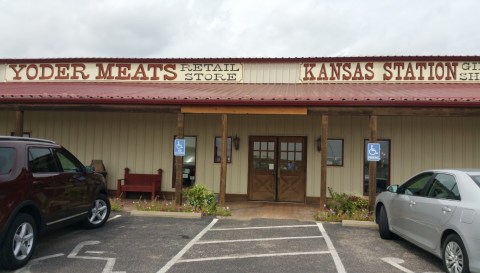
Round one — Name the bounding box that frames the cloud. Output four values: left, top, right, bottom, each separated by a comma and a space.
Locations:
0, 0, 479, 58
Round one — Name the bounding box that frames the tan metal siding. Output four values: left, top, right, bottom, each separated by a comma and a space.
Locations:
243, 63, 299, 83
0, 111, 15, 135
3, 111, 480, 198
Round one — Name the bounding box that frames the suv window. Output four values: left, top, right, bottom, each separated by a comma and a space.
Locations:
28, 147, 58, 173
53, 148, 84, 173
0, 147, 15, 175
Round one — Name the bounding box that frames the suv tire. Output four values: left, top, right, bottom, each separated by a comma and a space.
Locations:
0, 213, 37, 270
83, 194, 110, 229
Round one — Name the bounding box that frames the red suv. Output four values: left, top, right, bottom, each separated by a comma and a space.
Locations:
0, 137, 110, 269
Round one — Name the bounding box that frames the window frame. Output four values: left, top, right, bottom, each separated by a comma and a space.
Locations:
171, 136, 197, 188
326, 138, 344, 167
214, 136, 232, 163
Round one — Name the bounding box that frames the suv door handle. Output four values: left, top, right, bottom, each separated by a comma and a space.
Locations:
442, 207, 452, 213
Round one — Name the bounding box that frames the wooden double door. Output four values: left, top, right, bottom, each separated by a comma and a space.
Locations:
248, 136, 307, 203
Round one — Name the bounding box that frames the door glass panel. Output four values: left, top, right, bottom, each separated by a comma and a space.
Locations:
261, 142, 267, 150
268, 142, 275, 150
253, 151, 260, 158
288, 152, 294, 160
288, 142, 294, 150
364, 140, 390, 195
295, 152, 302, 161
261, 151, 267, 159
268, 152, 275, 159
296, 143, 302, 150
281, 142, 287, 151
280, 152, 287, 160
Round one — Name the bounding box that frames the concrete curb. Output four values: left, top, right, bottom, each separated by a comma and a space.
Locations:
130, 210, 203, 219
342, 220, 377, 228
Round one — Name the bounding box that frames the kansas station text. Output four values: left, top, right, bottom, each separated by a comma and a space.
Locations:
302, 61, 480, 82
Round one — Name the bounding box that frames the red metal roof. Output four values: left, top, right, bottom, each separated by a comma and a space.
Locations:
1, 82, 480, 107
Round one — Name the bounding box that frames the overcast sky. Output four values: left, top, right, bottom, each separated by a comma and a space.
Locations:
0, 0, 479, 59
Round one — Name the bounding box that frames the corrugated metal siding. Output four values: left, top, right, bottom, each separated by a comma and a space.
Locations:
17, 111, 177, 192
2, 111, 480, 197
243, 63, 299, 83
0, 111, 15, 135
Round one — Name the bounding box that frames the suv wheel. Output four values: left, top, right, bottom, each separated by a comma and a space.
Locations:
0, 213, 37, 270
83, 194, 110, 229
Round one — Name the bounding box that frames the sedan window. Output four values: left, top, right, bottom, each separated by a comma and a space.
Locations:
399, 172, 433, 196
427, 174, 461, 200
469, 175, 480, 189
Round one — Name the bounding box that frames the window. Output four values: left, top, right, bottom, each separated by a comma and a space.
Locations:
214, 137, 232, 163
427, 173, 460, 200
54, 148, 84, 173
399, 172, 433, 196
363, 140, 390, 195
0, 147, 15, 175
28, 147, 58, 173
172, 136, 197, 187
327, 139, 343, 166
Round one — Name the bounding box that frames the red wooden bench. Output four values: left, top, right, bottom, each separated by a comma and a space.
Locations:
117, 167, 163, 200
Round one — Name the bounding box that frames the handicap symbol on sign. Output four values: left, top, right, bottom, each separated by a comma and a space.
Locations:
367, 143, 381, 161
174, 139, 186, 156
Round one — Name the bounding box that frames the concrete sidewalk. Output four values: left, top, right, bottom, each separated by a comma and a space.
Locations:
118, 198, 377, 227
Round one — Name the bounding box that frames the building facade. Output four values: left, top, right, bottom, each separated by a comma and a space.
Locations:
1, 57, 480, 205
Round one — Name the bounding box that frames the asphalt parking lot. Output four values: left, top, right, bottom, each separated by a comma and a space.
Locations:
1, 212, 445, 273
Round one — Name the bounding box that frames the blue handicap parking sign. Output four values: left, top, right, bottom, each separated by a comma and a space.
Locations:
367, 143, 381, 161
174, 139, 186, 156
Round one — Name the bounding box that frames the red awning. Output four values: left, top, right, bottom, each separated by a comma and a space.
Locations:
1, 82, 480, 107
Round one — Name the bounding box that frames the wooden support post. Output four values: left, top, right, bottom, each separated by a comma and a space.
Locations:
219, 114, 228, 207
175, 113, 185, 206
368, 115, 378, 211
15, 110, 24, 137
319, 115, 328, 209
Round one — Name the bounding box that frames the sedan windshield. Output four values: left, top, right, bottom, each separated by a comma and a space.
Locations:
469, 175, 480, 188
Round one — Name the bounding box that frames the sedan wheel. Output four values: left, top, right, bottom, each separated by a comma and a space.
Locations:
83, 194, 110, 228
443, 234, 469, 273
378, 205, 393, 239
0, 214, 37, 270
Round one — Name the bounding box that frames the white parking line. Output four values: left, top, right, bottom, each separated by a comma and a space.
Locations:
196, 235, 323, 244
210, 224, 317, 231
177, 251, 331, 263
158, 220, 346, 273
157, 218, 218, 273
317, 222, 347, 273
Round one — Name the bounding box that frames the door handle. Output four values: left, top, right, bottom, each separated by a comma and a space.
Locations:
409, 200, 416, 206
442, 207, 452, 213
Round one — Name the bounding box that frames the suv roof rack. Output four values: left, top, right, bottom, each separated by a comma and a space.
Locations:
0, 136, 56, 144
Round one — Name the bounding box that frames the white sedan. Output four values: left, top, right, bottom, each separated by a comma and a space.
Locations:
375, 169, 480, 273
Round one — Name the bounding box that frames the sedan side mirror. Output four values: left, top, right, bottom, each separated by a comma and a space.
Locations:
387, 185, 399, 193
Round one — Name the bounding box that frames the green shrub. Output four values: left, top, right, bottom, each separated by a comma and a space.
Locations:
183, 184, 217, 215
327, 187, 368, 216
314, 188, 373, 222
109, 197, 124, 212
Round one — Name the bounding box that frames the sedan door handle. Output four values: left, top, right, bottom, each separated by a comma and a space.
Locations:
442, 207, 452, 213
